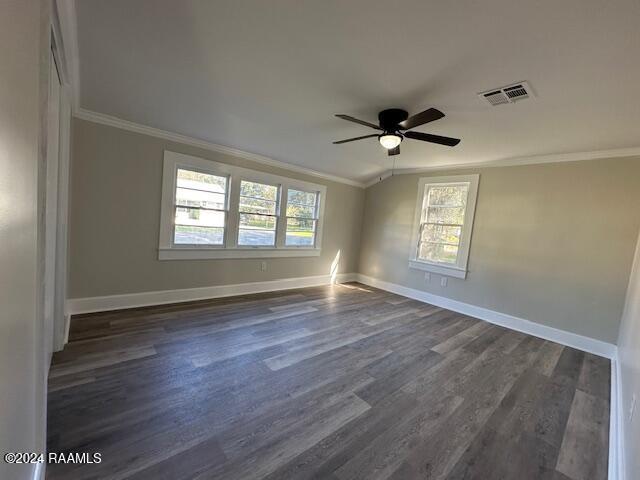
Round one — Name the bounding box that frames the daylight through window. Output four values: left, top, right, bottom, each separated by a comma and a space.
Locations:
160, 151, 327, 259
238, 180, 279, 246
286, 189, 319, 247
174, 168, 228, 245
409, 175, 479, 279
418, 184, 469, 264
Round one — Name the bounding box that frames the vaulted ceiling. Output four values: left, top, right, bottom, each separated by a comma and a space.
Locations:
76, 0, 640, 183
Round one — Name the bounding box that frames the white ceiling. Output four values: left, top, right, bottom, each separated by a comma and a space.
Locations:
75, 0, 640, 183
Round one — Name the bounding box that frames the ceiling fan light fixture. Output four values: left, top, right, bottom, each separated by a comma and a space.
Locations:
379, 133, 402, 150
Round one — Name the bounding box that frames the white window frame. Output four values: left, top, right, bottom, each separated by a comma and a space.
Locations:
285, 187, 321, 248
408, 174, 479, 279
159, 151, 326, 260
174, 166, 230, 248
237, 179, 281, 247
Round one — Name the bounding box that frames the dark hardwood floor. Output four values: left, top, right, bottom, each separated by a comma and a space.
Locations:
47, 283, 610, 480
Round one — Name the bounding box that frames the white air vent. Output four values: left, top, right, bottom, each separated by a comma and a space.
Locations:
479, 81, 534, 106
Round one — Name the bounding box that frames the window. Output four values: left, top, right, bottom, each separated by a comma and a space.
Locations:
159, 151, 327, 259
286, 189, 319, 247
409, 175, 479, 279
174, 168, 228, 245
238, 180, 279, 246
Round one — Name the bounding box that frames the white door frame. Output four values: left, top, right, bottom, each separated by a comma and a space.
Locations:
54, 83, 71, 351
47, 28, 72, 356
44, 48, 61, 362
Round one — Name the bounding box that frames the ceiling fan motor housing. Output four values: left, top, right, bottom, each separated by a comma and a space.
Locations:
378, 109, 408, 132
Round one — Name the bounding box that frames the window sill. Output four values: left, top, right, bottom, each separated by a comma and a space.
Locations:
408, 259, 467, 279
159, 247, 321, 260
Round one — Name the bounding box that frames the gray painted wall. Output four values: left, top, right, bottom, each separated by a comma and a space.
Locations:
69, 118, 365, 298
69, 118, 640, 345
0, 1, 48, 479
358, 159, 640, 343
617, 233, 640, 478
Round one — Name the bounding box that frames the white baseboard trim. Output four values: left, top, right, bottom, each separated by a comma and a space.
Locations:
66, 273, 358, 316
64, 272, 622, 476
356, 274, 617, 359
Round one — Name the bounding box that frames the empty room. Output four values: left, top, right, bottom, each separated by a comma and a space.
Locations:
2, 1, 640, 479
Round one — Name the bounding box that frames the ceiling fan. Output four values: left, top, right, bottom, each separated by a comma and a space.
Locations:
333, 108, 460, 156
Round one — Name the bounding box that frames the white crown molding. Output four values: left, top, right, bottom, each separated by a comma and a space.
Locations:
356, 274, 617, 359
67, 273, 358, 315
74, 108, 366, 188
53, 0, 81, 109
56, 0, 638, 193
364, 147, 640, 188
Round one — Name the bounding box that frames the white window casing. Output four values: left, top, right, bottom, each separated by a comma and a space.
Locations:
159, 151, 326, 260
409, 174, 479, 279
285, 188, 320, 248
237, 180, 280, 247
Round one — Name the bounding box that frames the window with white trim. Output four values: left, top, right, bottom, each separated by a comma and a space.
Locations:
286, 189, 319, 247
159, 151, 327, 260
174, 168, 228, 245
238, 180, 280, 246
409, 175, 479, 279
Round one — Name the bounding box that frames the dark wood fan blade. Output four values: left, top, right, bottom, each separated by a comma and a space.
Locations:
388, 145, 400, 156
404, 131, 460, 146
333, 134, 379, 144
335, 114, 381, 130
399, 108, 445, 130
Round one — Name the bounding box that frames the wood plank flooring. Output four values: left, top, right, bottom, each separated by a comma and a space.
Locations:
46, 283, 610, 480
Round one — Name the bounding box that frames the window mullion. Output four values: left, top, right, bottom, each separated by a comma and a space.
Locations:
275, 185, 287, 248
227, 175, 240, 248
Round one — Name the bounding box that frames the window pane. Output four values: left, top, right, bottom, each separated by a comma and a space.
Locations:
287, 189, 317, 206
240, 180, 278, 201
286, 218, 316, 246
176, 188, 226, 210
239, 213, 276, 230
239, 196, 277, 215
286, 204, 315, 218
175, 207, 225, 227
238, 229, 276, 246
418, 243, 459, 264
238, 213, 276, 246
421, 224, 461, 245
427, 185, 468, 207
426, 206, 465, 225
174, 225, 224, 245
177, 169, 226, 193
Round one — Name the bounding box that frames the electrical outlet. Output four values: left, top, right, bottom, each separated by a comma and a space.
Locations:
630, 394, 637, 422
260, 261, 267, 272
440, 277, 448, 287
424, 272, 431, 282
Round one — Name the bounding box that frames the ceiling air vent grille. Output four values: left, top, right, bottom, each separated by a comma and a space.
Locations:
479, 81, 534, 106
483, 90, 510, 106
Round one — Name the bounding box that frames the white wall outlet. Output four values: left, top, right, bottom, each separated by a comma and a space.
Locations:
440, 277, 448, 287
424, 272, 431, 282
260, 261, 267, 272
630, 394, 637, 422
